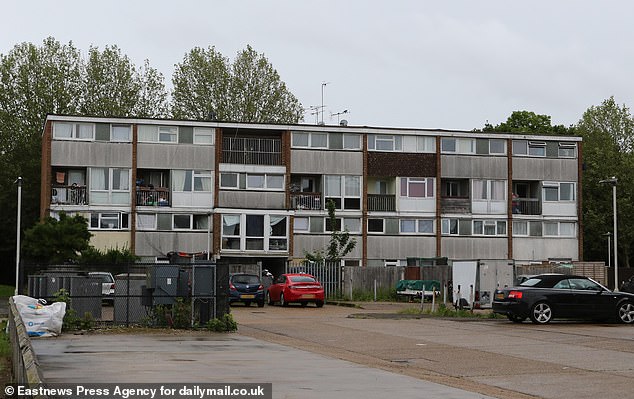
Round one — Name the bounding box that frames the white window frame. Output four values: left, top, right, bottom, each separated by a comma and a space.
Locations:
193, 127, 215, 145
53, 122, 95, 141
220, 173, 239, 189
416, 136, 436, 153
221, 213, 289, 252
173, 214, 194, 230
293, 217, 309, 232
543, 221, 576, 237
246, 173, 284, 191
441, 218, 460, 235
441, 137, 475, 154
324, 175, 362, 210
90, 212, 129, 230
473, 220, 507, 236
110, 124, 131, 142
558, 142, 576, 158
400, 219, 434, 235
89, 167, 131, 204
136, 213, 157, 230
325, 217, 361, 233
400, 177, 434, 198
512, 220, 528, 236
473, 179, 506, 201
489, 139, 506, 155
543, 182, 575, 202
368, 134, 402, 152
367, 218, 385, 233
343, 134, 361, 150
291, 132, 328, 149
172, 170, 212, 192
528, 141, 546, 157
159, 126, 178, 143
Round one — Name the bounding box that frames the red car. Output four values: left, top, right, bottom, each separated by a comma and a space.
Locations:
268, 273, 325, 307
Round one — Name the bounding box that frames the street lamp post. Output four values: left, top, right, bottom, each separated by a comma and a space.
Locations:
599, 177, 618, 291
15, 177, 23, 296
602, 232, 612, 268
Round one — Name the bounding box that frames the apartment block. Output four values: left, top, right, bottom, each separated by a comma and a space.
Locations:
41, 115, 582, 272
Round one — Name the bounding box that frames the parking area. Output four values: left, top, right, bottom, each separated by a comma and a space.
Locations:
32, 302, 634, 399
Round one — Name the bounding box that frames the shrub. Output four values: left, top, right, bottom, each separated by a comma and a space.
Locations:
206, 313, 237, 332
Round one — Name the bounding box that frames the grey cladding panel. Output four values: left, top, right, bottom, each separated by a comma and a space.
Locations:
179, 126, 193, 144
441, 155, 507, 179
137, 143, 215, 169
217, 191, 286, 209
512, 158, 577, 180
291, 150, 362, 174
51, 141, 132, 167
476, 139, 489, 155
95, 123, 110, 141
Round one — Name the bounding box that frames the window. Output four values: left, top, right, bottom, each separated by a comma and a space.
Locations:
111, 124, 131, 142
53, 122, 94, 140
473, 180, 506, 200
324, 175, 361, 210
90, 213, 129, 230
512, 140, 528, 155
400, 219, 434, 234
89, 168, 130, 205
368, 218, 384, 233
294, 217, 309, 232
400, 177, 434, 198
193, 127, 214, 145
528, 141, 546, 157
343, 134, 361, 149
416, 136, 436, 152
326, 218, 360, 233
222, 215, 241, 250
172, 170, 212, 192
558, 143, 576, 158
543, 222, 559, 236
543, 182, 575, 202
441, 138, 475, 154
543, 222, 576, 237
222, 214, 288, 251
136, 214, 157, 230
513, 221, 528, 236
368, 134, 402, 151
473, 220, 506, 236
159, 126, 178, 143
489, 139, 506, 154
441, 218, 459, 235
247, 174, 265, 189
138, 125, 178, 142
220, 173, 238, 189
291, 132, 328, 148
173, 214, 192, 230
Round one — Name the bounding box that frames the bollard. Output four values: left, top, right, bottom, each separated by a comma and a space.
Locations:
469, 284, 474, 313
455, 285, 461, 309
431, 286, 436, 312
421, 285, 426, 311
443, 283, 447, 306
374, 279, 377, 302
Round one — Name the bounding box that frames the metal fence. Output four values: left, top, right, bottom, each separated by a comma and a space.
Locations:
21, 262, 221, 328
286, 261, 342, 298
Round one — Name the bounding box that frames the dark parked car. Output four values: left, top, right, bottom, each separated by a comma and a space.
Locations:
229, 274, 265, 307
492, 274, 634, 324
621, 276, 634, 294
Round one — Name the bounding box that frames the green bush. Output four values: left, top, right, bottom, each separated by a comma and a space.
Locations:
151, 299, 192, 329
206, 313, 237, 332
53, 289, 94, 330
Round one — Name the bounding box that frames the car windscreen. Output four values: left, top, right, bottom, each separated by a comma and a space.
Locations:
232, 275, 260, 285
519, 278, 545, 287
289, 276, 317, 283
91, 274, 114, 283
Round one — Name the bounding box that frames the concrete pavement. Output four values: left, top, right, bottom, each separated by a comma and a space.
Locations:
31, 331, 497, 399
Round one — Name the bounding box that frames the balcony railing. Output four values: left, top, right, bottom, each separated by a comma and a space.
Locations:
136, 187, 170, 206
367, 194, 396, 212
51, 185, 87, 205
291, 192, 322, 210
513, 198, 541, 215
222, 137, 282, 165
440, 197, 470, 214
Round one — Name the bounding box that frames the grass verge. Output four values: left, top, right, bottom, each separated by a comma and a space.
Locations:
399, 304, 504, 319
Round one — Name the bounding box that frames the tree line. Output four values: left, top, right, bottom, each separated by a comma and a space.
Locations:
0, 37, 631, 277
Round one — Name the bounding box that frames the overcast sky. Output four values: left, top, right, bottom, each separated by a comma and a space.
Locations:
3, 1, 633, 130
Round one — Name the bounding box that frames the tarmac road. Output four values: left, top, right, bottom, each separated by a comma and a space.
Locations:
31, 302, 634, 399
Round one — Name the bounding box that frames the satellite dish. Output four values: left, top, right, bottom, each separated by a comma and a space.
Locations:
340, 119, 348, 126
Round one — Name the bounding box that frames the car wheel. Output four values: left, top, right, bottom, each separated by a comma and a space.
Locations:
244, 301, 251, 307
301, 302, 308, 307
507, 314, 526, 323
257, 301, 265, 308
280, 293, 288, 307
617, 301, 634, 324
267, 293, 275, 306
530, 302, 553, 324
315, 300, 324, 308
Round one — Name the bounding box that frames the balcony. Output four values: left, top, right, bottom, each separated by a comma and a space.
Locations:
513, 198, 541, 215
441, 197, 470, 214
136, 187, 170, 206
51, 185, 87, 205
367, 194, 396, 212
291, 192, 321, 210
222, 137, 282, 165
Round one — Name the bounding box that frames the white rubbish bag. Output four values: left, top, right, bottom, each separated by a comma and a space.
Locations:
12, 295, 66, 337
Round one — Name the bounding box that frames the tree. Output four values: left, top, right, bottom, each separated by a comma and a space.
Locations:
577, 97, 634, 267
304, 200, 356, 262
22, 212, 92, 264
81, 45, 169, 117
0, 38, 83, 272
479, 110, 573, 135
171, 45, 303, 123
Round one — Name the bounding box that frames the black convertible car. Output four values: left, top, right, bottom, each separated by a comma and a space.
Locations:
492, 274, 634, 324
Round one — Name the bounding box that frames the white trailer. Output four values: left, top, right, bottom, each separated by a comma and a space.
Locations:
452, 259, 514, 309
